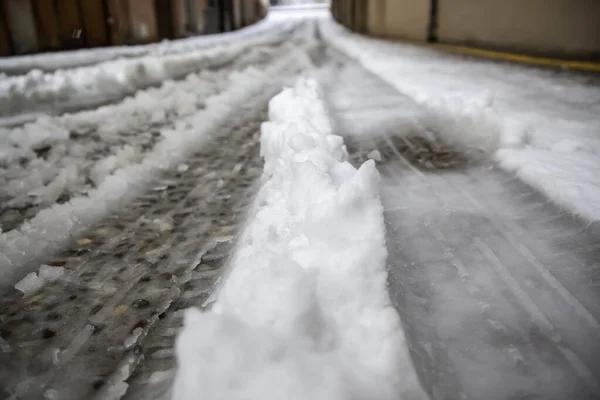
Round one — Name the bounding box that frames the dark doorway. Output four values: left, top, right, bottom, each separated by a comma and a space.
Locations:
154, 0, 174, 39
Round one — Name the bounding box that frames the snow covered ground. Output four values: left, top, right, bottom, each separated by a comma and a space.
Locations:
0, 26, 318, 290
320, 21, 600, 222
322, 58, 600, 400
0, 15, 293, 74
2, 8, 600, 400
173, 78, 426, 400
0, 19, 299, 122
0, 42, 285, 231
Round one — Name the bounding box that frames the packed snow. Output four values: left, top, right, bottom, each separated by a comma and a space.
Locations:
270, 3, 330, 21
0, 20, 298, 121
172, 78, 426, 400
0, 38, 297, 229
0, 15, 294, 74
14, 264, 65, 295
320, 20, 600, 221
0, 39, 316, 291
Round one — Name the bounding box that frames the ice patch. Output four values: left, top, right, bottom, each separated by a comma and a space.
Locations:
14, 264, 65, 295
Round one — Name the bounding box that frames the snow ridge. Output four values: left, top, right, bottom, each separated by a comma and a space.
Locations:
0, 45, 315, 291
0, 21, 297, 119
172, 78, 427, 400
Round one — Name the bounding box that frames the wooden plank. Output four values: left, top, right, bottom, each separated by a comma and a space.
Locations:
32, 0, 60, 51
105, 0, 131, 45
242, 0, 254, 26
4, 0, 38, 54
128, 0, 158, 43
54, 0, 84, 49
79, 0, 108, 47
232, 0, 242, 30
0, 2, 14, 56
153, 0, 173, 39
354, 0, 367, 33
189, 0, 207, 34
171, 0, 186, 38
367, 0, 386, 36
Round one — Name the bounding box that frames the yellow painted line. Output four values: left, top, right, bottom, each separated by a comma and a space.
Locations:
430, 43, 600, 73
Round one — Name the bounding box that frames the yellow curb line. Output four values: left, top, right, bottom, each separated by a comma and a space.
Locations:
430, 43, 600, 73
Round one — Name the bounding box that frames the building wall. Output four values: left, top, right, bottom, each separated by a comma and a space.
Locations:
353, 0, 367, 34
171, 0, 187, 38
0, 9, 12, 56
0, 0, 267, 56
33, 0, 60, 51
54, 0, 84, 49
242, 0, 256, 26
80, 0, 109, 47
232, 0, 243, 30
128, 0, 158, 43
4, 0, 38, 54
366, 0, 385, 36
381, 0, 430, 41
185, 0, 207, 34
334, 0, 600, 60
203, 2, 221, 34
436, 0, 600, 59
105, 0, 131, 45
335, 0, 429, 41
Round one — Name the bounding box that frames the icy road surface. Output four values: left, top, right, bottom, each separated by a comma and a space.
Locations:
1, 9, 600, 400
324, 56, 600, 400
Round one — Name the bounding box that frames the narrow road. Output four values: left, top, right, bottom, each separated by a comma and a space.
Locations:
325, 59, 600, 400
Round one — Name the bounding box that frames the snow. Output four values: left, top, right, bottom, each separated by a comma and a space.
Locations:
0, 16, 292, 74
14, 264, 65, 295
367, 149, 383, 162
0, 33, 307, 228
269, 3, 330, 20
320, 20, 600, 221
0, 19, 298, 121
172, 78, 426, 400
0, 40, 316, 291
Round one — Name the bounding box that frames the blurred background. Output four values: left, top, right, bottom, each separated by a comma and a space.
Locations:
1, 0, 598, 60
0, 0, 275, 56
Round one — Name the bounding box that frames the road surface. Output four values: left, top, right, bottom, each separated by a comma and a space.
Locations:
1, 16, 599, 400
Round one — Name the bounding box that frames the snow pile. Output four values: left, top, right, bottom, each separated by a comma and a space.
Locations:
172, 79, 426, 400
320, 20, 600, 221
0, 21, 297, 119
0, 40, 315, 292
0, 67, 225, 226
0, 36, 302, 227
